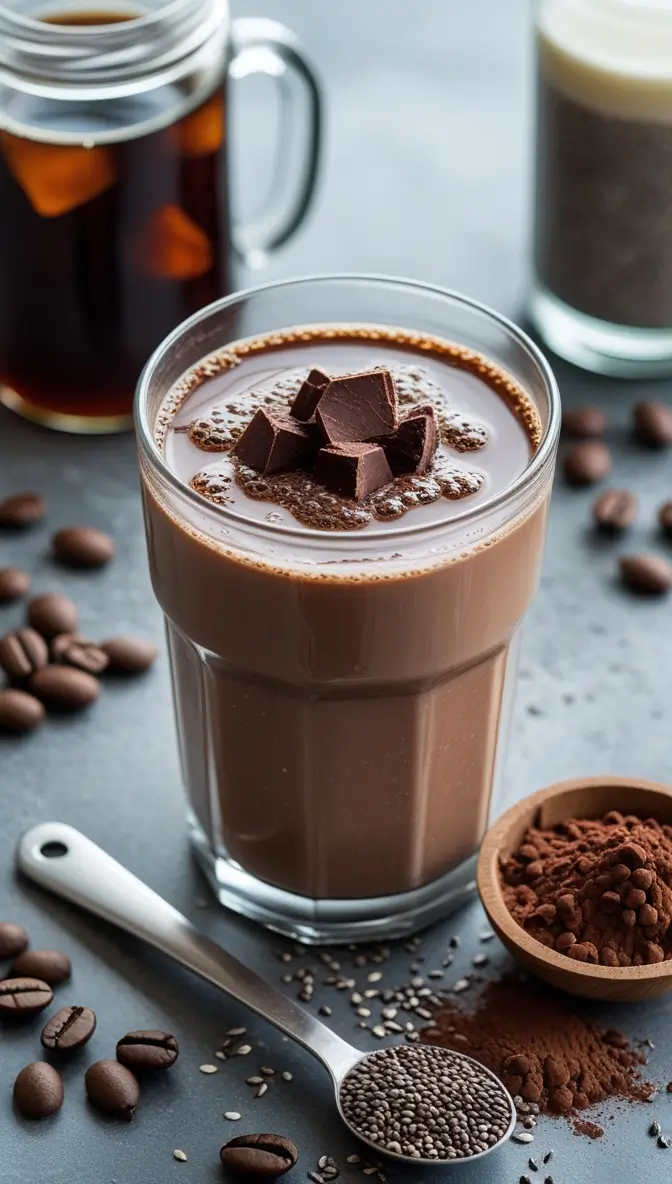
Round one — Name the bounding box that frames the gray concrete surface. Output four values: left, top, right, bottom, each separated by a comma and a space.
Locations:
2, 1, 672, 1182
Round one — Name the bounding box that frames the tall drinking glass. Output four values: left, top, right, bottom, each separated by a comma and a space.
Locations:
136, 276, 560, 944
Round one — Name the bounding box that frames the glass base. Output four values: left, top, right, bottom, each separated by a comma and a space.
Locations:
529, 284, 672, 378
188, 812, 477, 945
1, 386, 134, 434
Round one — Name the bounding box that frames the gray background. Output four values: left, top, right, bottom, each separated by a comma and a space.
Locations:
2, 1, 672, 1181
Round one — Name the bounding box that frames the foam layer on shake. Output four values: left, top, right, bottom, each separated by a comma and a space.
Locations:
539, 0, 672, 121
160, 325, 539, 538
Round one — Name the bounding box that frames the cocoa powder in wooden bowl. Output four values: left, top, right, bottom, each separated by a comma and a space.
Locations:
477, 776, 672, 1002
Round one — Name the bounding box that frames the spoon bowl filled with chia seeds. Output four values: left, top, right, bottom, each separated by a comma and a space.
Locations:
18, 822, 516, 1167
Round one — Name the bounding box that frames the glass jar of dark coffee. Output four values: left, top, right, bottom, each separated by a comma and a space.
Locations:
0, 1, 321, 432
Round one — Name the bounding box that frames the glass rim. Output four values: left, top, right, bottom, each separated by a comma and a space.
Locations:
135, 272, 561, 546
0, 0, 201, 34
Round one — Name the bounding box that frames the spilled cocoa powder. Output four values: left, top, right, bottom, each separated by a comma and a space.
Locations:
421, 978, 653, 1124
499, 810, 672, 966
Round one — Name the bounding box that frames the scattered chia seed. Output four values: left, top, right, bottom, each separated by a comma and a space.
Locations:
260, 1066, 275, 1076
282, 1071, 293, 1082
479, 929, 495, 941
224, 1112, 241, 1121
512, 1132, 535, 1144
367, 972, 383, 983
449, 936, 461, 948
520, 1177, 532, 1184
472, 954, 489, 967
658, 1135, 671, 1149
544, 1177, 554, 1184
282, 973, 293, 984
346, 1155, 361, 1164
542, 1151, 553, 1164
246, 1076, 264, 1085
173, 1150, 188, 1162
650, 1121, 662, 1136
256, 1083, 268, 1097
339, 1044, 512, 1161
236, 1044, 252, 1056
215, 1051, 227, 1060
199, 1064, 218, 1074
320, 1006, 333, 1017
453, 979, 470, 993
528, 1157, 538, 1171
308, 1172, 325, 1183
226, 1027, 246, 1037
371, 1025, 387, 1038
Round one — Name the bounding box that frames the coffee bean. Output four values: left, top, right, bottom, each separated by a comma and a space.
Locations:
0, 977, 53, 1019
592, 489, 638, 533
659, 501, 672, 538
619, 554, 672, 595
30, 665, 100, 712
0, 492, 46, 529
563, 441, 611, 487
0, 689, 45, 734
220, 1134, 299, 1177
52, 526, 115, 569
101, 636, 158, 674
85, 1059, 139, 1120
116, 1030, 179, 1071
634, 401, 672, 448
0, 568, 31, 604
41, 1005, 96, 1052
27, 594, 78, 640
561, 406, 607, 439
0, 922, 29, 959
13, 1062, 63, 1119
51, 634, 109, 675
12, 949, 71, 985
0, 628, 49, 679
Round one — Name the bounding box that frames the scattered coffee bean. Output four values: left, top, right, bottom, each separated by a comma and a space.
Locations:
100, 635, 158, 674
30, 665, 100, 711
0, 492, 46, 529
52, 526, 115, 569
116, 1030, 179, 1071
592, 489, 637, 533
27, 594, 78, 640
13, 1062, 64, 1119
561, 406, 606, 439
658, 502, 672, 538
563, 441, 611, 487
0, 977, 53, 1019
85, 1059, 139, 1120
41, 1005, 96, 1051
619, 554, 672, 595
220, 1134, 299, 1177
0, 689, 45, 734
0, 922, 29, 959
12, 949, 71, 985
0, 628, 49, 680
51, 634, 109, 675
634, 401, 672, 448
0, 568, 31, 604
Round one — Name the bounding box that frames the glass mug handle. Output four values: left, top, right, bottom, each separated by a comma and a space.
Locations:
229, 17, 322, 268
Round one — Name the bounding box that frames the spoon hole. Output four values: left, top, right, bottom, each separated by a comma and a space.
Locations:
40, 841, 68, 859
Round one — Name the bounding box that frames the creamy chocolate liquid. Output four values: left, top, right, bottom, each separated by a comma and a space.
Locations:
145, 327, 548, 901
535, 0, 672, 327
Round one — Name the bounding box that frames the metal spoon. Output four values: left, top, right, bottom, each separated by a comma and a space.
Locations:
17, 822, 515, 1166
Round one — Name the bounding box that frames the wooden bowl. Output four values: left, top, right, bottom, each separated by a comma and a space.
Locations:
477, 775, 672, 1002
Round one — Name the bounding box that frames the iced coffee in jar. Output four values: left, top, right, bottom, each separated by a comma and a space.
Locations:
0, 1, 321, 433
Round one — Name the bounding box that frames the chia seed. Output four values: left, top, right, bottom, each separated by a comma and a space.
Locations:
339, 1045, 512, 1161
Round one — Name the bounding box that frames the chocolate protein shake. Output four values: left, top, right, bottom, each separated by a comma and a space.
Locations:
137, 280, 558, 941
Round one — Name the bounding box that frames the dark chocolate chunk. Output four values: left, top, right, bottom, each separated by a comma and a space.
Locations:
382, 405, 438, 475
315, 370, 398, 444
315, 443, 393, 501
233, 409, 315, 475
289, 368, 330, 422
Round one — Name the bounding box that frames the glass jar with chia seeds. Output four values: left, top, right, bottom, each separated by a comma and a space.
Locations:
530, 0, 672, 376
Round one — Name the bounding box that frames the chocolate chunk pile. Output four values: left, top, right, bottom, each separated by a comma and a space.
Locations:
233, 368, 438, 502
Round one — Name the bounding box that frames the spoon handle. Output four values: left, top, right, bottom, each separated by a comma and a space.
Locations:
17, 822, 359, 1081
